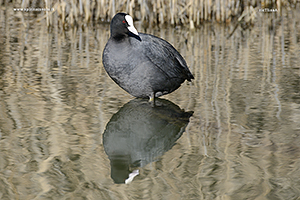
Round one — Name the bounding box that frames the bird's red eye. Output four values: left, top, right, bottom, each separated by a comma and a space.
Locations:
122, 20, 126, 23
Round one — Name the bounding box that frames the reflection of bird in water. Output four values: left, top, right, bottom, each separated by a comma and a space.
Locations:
103, 98, 193, 184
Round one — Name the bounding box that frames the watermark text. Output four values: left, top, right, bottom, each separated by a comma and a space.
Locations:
258, 8, 278, 13
13, 8, 54, 12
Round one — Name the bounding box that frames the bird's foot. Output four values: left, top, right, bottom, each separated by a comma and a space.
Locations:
149, 92, 155, 102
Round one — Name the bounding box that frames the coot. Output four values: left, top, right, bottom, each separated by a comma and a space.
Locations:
102, 13, 194, 101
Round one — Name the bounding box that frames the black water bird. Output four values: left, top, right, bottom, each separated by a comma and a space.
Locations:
102, 13, 194, 101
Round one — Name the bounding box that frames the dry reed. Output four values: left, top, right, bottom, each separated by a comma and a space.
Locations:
4, 0, 299, 28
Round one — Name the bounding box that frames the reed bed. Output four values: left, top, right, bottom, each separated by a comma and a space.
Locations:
4, 0, 299, 28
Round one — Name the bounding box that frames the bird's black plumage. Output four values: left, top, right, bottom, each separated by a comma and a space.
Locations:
102, 13, 194, 100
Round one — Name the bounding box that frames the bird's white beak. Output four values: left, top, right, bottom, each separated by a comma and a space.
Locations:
125, 15, 139, 36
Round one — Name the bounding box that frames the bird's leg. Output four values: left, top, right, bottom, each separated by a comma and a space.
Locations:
149, 92, 155, 102
149, 93, 156, 107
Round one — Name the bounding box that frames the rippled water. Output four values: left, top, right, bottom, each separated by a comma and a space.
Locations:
1, 7, 300, 200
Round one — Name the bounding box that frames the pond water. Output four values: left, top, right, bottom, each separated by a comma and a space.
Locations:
1, 7, 300, 200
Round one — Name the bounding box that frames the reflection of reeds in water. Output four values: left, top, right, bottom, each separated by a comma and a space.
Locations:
9, 0, 296, 28
1, 5, 300, 199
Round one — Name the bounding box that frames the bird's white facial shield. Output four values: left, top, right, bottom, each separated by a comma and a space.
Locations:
125, 15, 139, 36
